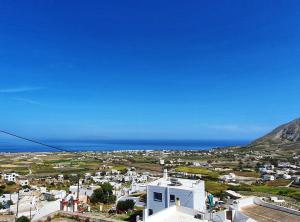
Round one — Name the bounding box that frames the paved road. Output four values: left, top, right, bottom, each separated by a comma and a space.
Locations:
241, 205, 300, 222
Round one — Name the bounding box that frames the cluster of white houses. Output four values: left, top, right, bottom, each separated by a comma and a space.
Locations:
259, 162, 300, 182
1, 173, 29, 186
2, 166, 300, 222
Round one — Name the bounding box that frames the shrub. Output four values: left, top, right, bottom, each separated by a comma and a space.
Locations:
116, 199, 135, 212
6, 200, 13, 206
16, 216, 30, 222
6, 181, 16, 186
90, 182, 116, 204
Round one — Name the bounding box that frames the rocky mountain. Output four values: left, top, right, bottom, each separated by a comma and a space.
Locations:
248, 118, 300, 150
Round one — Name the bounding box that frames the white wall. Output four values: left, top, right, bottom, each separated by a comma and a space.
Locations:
147, 182, 206, 214
231, 196, 255, 210
254, 198, 300, 216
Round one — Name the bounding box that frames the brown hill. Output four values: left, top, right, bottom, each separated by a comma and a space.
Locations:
248, 118, 300, 150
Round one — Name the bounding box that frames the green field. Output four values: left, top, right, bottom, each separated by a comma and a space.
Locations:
175, 166, 220, 179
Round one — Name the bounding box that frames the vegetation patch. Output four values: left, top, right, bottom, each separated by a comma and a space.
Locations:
113, 165, 127, 171
266, 179, 292, 187
205, 181, 228, 196
176, 166, 219, 180
233, 171, 260, 178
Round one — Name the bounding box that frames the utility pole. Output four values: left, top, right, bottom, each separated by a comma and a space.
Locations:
15, 190, 20, 221
77, 174, 80, 199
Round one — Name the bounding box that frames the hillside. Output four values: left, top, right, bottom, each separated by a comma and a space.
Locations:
248, 118, 300, 151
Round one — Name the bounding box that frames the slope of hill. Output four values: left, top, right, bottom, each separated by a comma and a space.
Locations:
248, 118, 300, 150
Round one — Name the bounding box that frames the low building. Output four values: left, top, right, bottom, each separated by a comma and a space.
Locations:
3, 173, 19, 182
262, 174, 275, 181
283, 174, 291, 180
220, 173, 236, 182
146, 169, 206, 214
142, 205, 207, 222
18, 179, 29, 186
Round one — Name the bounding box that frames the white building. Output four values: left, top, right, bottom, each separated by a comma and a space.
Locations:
283, 174, 291, 180
130, 181, 147, 194
18, 179, 29, 186
142, 205, 207, 222
146, 170, 206, 214
262, 174, 275, 181
294, 176, 300, 184
220, 173, 236, 182
3, 173, 19, 182
57, 174, 64, 182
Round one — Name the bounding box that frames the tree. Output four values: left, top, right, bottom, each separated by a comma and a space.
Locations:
90, 183, 116, 204
16, 216, 30, 222
7, 200, 13, 206
0, 188, 4, 196
238, 160, 243, 170
116, 199, 135, 212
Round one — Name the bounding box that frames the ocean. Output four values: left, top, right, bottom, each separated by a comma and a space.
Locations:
0, 139, 249, 153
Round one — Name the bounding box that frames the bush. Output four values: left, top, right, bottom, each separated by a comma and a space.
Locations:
90, 182, 116, 204
22, 185, 31, 190
228, 184, 252, 192
6, 181, 16, 186
6, 200, 13, 206
116, 199, 135, 212
16, 216, 30, 222
126, 209, 143, 222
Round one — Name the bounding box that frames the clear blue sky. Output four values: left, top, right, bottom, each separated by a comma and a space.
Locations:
0, 1, 300, 140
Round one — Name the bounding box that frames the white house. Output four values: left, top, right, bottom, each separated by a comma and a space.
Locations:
142, 205, 207, 222
3, 173, 19, 182
57, 174, 64, 182
294, 176, 300, 184
283, 174, 291, 180
137, 174, 148, 183
262, 174, 275, 181
278, 162, 290, 168
18, 179, 29, 186
146, 170, 206, 214
220, 173, 236, 182
130, 181, 147, 194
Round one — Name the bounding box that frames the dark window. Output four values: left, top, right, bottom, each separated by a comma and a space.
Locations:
153, 192, 162, 202
170, 194, 175, 202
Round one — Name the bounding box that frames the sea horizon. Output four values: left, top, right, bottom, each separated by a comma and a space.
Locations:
0, 139, 250, 153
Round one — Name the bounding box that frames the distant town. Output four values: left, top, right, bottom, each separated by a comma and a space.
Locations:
0, 144, 299, 222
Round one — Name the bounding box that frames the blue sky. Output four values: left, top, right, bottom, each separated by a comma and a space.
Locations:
0, 1, 300, 140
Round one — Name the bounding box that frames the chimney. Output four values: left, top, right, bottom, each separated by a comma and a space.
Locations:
163, 168, 168, 180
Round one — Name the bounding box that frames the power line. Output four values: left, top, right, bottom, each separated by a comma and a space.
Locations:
0, 130, 102, 161
0, 130, 72, 153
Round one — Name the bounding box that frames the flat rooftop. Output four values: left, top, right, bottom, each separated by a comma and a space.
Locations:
241, 205, 300, 222
148, 177, 203, 190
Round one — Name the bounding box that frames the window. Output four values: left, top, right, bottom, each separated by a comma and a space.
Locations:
170, 194, 175, 202
153, 192, 162, 202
